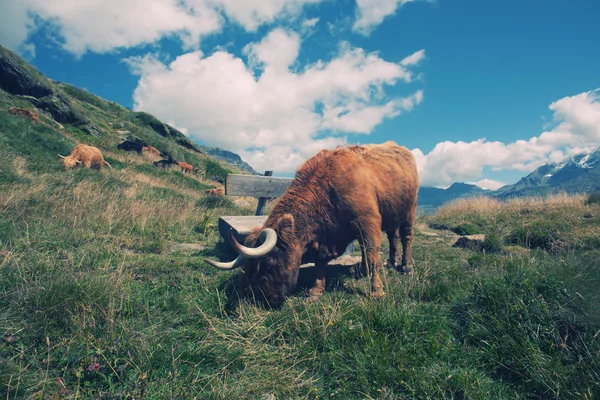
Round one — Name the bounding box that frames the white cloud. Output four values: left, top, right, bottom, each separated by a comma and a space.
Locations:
302, 18, 320, 28
243, 28, 300, 70
412, 89, 600, 187
353, 0, 429, 35
127, 30, 425, 172
471, 179, 506, 191
0, 0, 323, 57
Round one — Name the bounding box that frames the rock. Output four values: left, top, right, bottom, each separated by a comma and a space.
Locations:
0, 55, 52, 98
84, 124, 103, 138
453, 234, 486, 250
30, 93, 87, 126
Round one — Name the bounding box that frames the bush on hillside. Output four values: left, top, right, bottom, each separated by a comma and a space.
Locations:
506, 220, 567, 253
585, 192, 600, 206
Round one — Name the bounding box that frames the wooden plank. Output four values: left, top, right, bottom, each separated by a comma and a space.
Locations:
225, 174, 294, 198
219, 215, 267, 243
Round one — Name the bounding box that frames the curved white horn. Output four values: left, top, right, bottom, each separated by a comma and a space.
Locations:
204, 254, 244, 271
57, 153, 66, 159
230, 228, 277, 258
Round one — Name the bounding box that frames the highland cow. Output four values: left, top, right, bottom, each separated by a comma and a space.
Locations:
178, 162, 193, 174
204, 187, 225, 196
58, 144, 112, 170
142, 145, 160, 156
8, 107, 39, 124
205, 141, 419, 307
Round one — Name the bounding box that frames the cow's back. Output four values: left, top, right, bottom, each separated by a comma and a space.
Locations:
328, 141, 419, 229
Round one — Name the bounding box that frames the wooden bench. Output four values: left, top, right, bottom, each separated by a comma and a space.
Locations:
218, 171, 358, 267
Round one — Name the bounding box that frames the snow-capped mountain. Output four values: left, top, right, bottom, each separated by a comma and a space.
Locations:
495, 148, 600, 198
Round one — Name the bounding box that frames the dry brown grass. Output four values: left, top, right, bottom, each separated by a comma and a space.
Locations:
436, 192, 588, 221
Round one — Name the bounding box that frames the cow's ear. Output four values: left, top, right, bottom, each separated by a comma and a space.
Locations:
276, 214, 295, 244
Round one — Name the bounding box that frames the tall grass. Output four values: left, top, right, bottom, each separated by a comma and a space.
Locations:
1, 159, 599, 398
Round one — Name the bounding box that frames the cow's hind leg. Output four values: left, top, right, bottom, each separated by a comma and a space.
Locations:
358, 222, 385, 298
386, 228, 401, 269
307, 261, 327, 301
399, 219, 415, 274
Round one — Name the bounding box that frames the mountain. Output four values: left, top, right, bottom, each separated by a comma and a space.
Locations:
200, 146, 258, 175
417, 149, 600, 212
495, 148, 600, 198
418, 182, 489, 213
0, 44, 251, 181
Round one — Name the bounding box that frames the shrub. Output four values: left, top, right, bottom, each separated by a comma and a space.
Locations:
506, 221, 567, 253
196, 195, 234, 209
481, 230, 504, 253
451, 222, 482, 235
585, 192, 600, 206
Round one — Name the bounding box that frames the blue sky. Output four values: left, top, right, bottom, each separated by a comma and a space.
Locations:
1, 0, 599, 188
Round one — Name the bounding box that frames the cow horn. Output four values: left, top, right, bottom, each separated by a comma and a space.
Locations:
204, 254, 244, 270
57, 153, 66, 159
230, 228, 277, 258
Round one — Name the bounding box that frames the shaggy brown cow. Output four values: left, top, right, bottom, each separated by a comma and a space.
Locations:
142, 145, 160, 156
8, 107, 39, 124
205, 141, 419, 306
178, 162, 193, 174
204, 187, 225, 196
58, 144, 112, 170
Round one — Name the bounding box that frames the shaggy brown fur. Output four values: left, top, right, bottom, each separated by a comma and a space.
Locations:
178, 162, 193, 174
142, 145, 160, 155
8, 107, 39, 124
205, 187, 225, 196
58, 144, 112, 170
237, 141, 419, 306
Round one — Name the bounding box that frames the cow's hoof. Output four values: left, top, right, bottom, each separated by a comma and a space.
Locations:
306, 294, 322, 302
397, 266, 414, 275
371, 289, 386, 299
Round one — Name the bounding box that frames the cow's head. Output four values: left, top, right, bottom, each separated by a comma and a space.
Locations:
57, 153, 82, 169
205, 214, 301, 307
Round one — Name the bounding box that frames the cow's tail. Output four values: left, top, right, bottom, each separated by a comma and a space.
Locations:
104, 160, 113, 169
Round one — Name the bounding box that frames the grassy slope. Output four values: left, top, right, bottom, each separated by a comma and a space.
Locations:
1, 49, 600, 399
1, 114, 599, 399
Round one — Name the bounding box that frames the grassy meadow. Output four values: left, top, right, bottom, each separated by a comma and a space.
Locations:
1, 109, 600, 399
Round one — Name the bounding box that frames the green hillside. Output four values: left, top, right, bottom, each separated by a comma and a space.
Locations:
1, 45, 599, 399
0, 45, 241, 183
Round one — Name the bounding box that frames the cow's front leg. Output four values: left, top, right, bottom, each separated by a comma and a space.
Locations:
307, 261, 327, 301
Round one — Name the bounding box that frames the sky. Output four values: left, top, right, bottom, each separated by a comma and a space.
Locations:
1, 0, 599, 189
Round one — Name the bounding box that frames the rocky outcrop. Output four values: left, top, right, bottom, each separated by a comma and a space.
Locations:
0, 55, 52, 98
201, 146, 258, 174
30, 93, 87, 126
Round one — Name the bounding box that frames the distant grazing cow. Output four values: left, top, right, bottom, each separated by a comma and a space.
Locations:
58, 144, 112, 170
142, 145, 160, 156
8, 107, 39, 124
205, 141, 419, 306
117, 138, 147, 154
153, 159, 176, 168
205, 187, 225, 196
178, 162, 193, 174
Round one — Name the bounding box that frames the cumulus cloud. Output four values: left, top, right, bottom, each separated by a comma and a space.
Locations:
126, 29, 426, 172
0, 0, 323, 57
353, 0, 429, 35
412, 89, 600, 188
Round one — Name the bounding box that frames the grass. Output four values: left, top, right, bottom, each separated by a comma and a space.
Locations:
1, 82, 599, 397
1, 156, 599, 399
